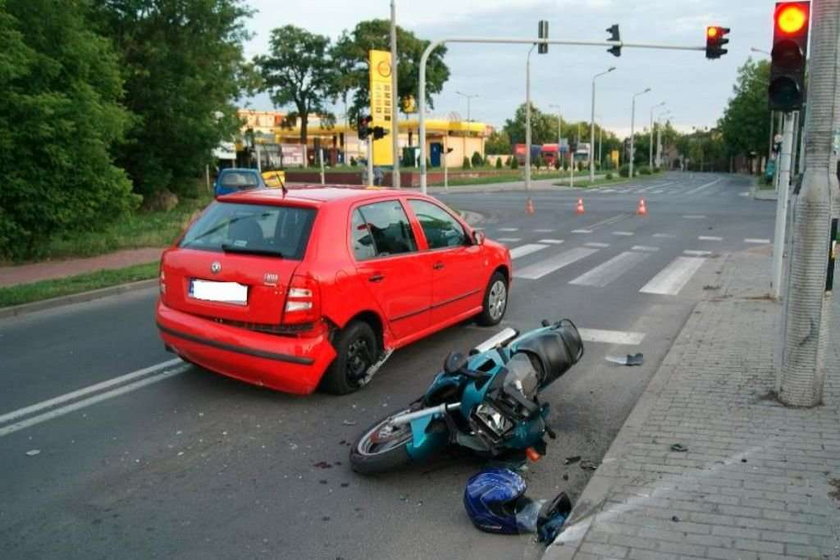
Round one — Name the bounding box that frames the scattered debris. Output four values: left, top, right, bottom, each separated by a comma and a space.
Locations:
564, 456, 581, 465
741, 458, 748, 463
670, 444, 688, 453
606, 353, 644, 367
25, 449, 40, 457
322, 516, 330, 522
703, 285, 721, 291
671, 515, 680, 523
580, 460, 599, 471
319, 479, 328, 485
342, 420, 357, 426
828, 480, 840, 502
562, 474, 569, 481
340, 483, 350, 488
313, 461, 333, 469
289, 443, 298, 451
339, 440, 347, 445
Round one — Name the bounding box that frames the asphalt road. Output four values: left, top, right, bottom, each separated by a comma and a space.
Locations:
0, 172, 775, 560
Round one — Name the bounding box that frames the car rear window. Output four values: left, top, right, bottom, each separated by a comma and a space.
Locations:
219, 171, 259, 189
179, 202, 316, 260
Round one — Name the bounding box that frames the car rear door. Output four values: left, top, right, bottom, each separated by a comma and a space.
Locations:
407, 199, 485, 326
350, 200, 431, 341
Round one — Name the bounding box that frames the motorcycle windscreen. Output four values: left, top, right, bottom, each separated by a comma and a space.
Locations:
502, 353, 541, 400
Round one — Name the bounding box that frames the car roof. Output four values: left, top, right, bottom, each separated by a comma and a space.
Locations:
219, 186, 417, 205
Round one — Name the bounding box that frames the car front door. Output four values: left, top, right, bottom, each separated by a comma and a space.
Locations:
350, 200, 431, 341
407, 199, 485, 326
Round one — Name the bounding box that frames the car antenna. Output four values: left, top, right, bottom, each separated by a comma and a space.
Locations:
277, 172, 287, 198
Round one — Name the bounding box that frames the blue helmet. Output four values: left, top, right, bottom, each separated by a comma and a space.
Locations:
463, 468, 528, 534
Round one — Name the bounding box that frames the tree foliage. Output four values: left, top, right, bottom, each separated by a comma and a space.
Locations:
331, 20, 449, 122
94, 0, 252, 199
255, 25, 336, 147
485, 130, 511, 154
718, 59, 771, 158
0, 0, 137, 260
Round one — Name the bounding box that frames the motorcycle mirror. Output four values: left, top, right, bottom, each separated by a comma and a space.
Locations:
444, 351, 468, 375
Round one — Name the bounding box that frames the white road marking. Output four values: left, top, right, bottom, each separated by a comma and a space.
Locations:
515, 248, 599, 280
585, 242, 610, 248
538, 239, 565, 245
570, 251, 650, 287
745, 238, 771, 244
698, 236, 723, 241
0, 364, 189, 438
497, 238, 522, 243
739, 192, 750, 197
510, 244, 549, 259
572, 229, 592, 234
612, 231, 634, 237
653, 233, 676, 239
632, 246, 660, 252
684, 178, 722, 196
684, 250, 713, 256
650, 189, 665, 194
602, 189, 616, 193
588, 215, 626, 229
683, 215, 706, 219
578, 328, 645, 346
498, 227, 520, 232
0, 358, 183, 426
534, 229, 556, 233
640, 257, 706, 295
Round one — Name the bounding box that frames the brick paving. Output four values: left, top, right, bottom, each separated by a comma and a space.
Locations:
545, 248, 840, 560
0, 248, 163, 287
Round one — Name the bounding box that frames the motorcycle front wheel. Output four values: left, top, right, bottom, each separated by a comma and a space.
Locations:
350, 407, 417, 474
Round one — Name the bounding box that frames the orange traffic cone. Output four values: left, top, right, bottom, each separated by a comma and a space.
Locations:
575, 198, 585, 215
526, 197, 535, 215
637, 198, 648, 216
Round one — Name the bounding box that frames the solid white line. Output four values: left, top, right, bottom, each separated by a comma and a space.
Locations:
498, 227, 520, 232
534, 229, 556, 233
632, 246, 660, 253
613, 231, 634, 237
745, 238, 770, 244
585, 242, 610, 248
0, 366, 189, 438
684, 178, 722, 196
0, 358, 183, 426
698, 236, 723, 241
684, 250, 713, 256
570, 251, 650, 287
640, 257, 706, 295
510, 243, 549, 259
538, 239, 565, 245
572, 229, 593, 234
683, 215, 706, 219
578, 328, 645, 346
653, 233, 676, 239
602, 189, 616, 193
497, 238, 522, 243
515, 248, 599, 280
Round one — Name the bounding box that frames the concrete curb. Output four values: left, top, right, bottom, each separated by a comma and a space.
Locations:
542, 255, 732, 560
0, 279, 158, 320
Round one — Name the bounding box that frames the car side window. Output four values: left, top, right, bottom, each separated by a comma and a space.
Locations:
408, 200, 467, 250
354, 201, 418, 259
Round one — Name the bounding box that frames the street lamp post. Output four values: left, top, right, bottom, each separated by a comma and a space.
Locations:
390, 0, 400, 188
629, 88, 651, 178
455, 91, 479, 122
549, 103, 563, 174
649, 101, 666, 168
524, 44, 537, 190
590, 67, 615, 183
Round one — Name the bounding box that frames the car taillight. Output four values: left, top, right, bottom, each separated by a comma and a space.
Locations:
283, 274, 320, 324
159, 268, 166, 295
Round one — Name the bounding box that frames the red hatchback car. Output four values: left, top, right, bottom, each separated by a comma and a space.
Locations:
156, 187, 512, 395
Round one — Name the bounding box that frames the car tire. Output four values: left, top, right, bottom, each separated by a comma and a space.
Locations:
320, 320, 378, 395
476, 271, 508, 326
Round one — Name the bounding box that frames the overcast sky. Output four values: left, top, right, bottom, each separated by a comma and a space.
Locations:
241, 0, 774, 137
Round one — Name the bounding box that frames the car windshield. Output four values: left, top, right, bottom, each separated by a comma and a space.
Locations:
180, 202, 315, 260
219, 171, 259, 189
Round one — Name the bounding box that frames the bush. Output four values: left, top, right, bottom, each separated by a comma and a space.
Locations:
619, 164, 630, 178
554, 160, 561, 170
350, 157, 357, 166
462, 156, 471, 169
471, 151, 484, 168
505, 156, 512, 166
534, 155, 545, 169
495, 158, 503, 169
638, 165, 652, 175
606, 173, 614, 180
511, 158, 519, 169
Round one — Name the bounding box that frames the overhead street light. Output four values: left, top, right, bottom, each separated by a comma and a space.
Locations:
590, 66, 616, 183
650, 101, 666, 168
629, 87, 651, 178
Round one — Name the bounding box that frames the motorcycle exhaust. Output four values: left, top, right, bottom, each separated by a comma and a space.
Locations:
472, 327, 519, 355
389, 402, 462, 427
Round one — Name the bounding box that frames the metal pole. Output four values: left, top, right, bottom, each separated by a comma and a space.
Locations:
649, 110, 654, 168
629, 88, 650, 179
771, 112, 795, 299
525, 45, 536, 191
444, 135, 448, 191
319, 146, 325, 185
778, 0, 840, 408
589, 68, 614, 184
599, 125, 603, 170
367, 137, 374, 187
390, 0, 400, 188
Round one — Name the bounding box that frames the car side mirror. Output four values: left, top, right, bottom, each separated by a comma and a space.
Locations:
472, 230, 486, 246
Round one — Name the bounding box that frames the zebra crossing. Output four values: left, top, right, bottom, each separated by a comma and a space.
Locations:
591, 177, 727, 197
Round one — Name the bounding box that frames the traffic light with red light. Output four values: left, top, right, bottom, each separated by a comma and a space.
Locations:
769, 1, 810, 111
705, 26, 730, 59
357, 116, 373, 140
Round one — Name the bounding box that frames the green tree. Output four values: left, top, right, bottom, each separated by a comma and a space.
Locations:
485, 130, 511, 154
503, 103, 556, 145
719, 59, 771, 161
332, 20, 449, 122
255, 25, 335, 149
95, 0, 252, 199
0, 0, 137, 260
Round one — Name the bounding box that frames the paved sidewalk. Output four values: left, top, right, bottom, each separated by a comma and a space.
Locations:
545, 247, 840, 560
0, 248, 163, 287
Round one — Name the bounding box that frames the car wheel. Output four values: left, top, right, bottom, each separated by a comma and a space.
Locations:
477, 271, 508, 326
320, 321, 378, 395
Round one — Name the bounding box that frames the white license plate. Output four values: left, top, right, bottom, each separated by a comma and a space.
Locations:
190, 279, 248, 305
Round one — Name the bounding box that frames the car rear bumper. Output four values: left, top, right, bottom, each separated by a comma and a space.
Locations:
156, 301, 336, 395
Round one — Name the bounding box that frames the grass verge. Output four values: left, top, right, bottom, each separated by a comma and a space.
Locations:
0, 262, 159, 308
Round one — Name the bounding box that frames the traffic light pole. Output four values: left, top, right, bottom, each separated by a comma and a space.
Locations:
771, 111, 796, 299
367, 137, 374, 188
417, 36, 706, 194
777, 0, 840, 407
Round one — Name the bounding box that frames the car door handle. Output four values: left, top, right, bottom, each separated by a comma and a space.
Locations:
433, 262, 445, 270
369, 273, 385, 283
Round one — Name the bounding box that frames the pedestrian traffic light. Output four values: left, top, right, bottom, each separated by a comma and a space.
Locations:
538, 20, 549, 54
606, 24, 621, 57
769, 1, 810, 111
705, 25, 730, 59
358, 116, 373, 140
372, 126, 388, 140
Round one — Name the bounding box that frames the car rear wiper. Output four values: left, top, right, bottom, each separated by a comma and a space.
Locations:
220, 243, 283, 257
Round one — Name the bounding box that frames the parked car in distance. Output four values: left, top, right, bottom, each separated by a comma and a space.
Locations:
213, 168, 267, 197
156, 187, 512, 395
